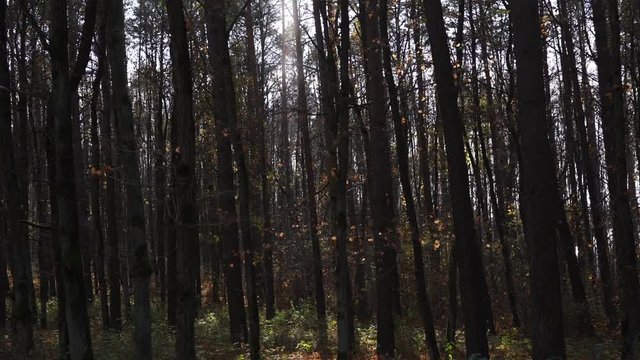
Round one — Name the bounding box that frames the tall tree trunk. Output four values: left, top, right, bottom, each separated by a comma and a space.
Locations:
422, 0, 490, 356
335, 0, 354, 355
380, 0, 439, 357
410, 0, 436, 250
0, 214, 6, 331
292, 0, 328, 347
512, 0, 566, 357
106, 0, 153, 356
15, 13, 38, 322
592, 0, 640, 356
205, 0, 261, 357
99, 32, 122, 331
362, 0, 399, 355
46, 96, 70, 355
166, 111, 178, 327
0, 1, 33, 354
244, 0, 276, 320
49, 0, 97, 357
91, 40, 110, 329
477, 0, 520, 328
199, 0, 248, 345
166, 0, 200, 358
155, 16, 167, 307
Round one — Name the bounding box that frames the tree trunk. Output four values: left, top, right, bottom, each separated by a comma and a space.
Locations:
592, 0, 640, 356
106, 0, 153, 356
512, 0, 567, 357
244, 0, 274, 321
155, 16, 167, 307
165, 0, 200, 358
99, 32, 122, 331
50, 0, 99, 357
477, 0, 519, 328
292, 0, 328, 347
0, 1, 33, 353
380, 0, 439, 357
335, 0, 354, 355
91, 32, 110, 329
0, 214, 6, 331
422, 0, 490, 356
362, 0, 399, 355
205, 0, 261, 356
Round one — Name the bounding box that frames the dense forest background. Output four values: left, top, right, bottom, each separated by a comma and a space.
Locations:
0, 0, 639, 358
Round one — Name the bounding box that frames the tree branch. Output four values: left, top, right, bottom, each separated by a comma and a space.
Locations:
19, 220, 54, 231
226, 0, 252, 36
19, 0, 51, 53
69, 0, 99, 90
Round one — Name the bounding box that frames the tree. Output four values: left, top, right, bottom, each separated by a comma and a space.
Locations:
362, 0, 399, 355
422, 0, 490, 356
379, 0, 439, 356
204, 0, 261, 357
106, 0, 154, 357
592, 0, 640, 356
0, 0, 33, 354
292, 0, 328, 346
512, 0, 566, 357
165, 0, 200, 358
48, 0, 97, 358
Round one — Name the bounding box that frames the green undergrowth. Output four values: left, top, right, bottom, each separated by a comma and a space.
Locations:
0, 298, 627, 359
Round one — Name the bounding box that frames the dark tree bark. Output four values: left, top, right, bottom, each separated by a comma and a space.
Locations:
422, 0, 490, 356
15, 13, 38, 323
154, 16, 167, 307
48, 0, 97, 358
477, 0, 520, 328
292, 0, 328, 347
362, 0, 399, 355
99, 28, 122, 331
592, 0, 640, 356
46, 96, 70, 355
0, 0, 33, 354
106, 0, 154, 356
335, 0, 354, 355
199, 0, 248, 345
0, 216, 6, 331
90, 39, 109, 329
379, 0, 438, 357
205, 0, 261, 357
512, 0, 566, 358
244, 1, 275, 320
165, 0, 200, 358
30, 72, 53, 331
166, 111, 178, 327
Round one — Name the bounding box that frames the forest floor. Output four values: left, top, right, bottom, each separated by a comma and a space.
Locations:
0, 297, 625, 359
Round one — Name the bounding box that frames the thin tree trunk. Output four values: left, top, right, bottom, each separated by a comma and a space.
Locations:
99, 31, 122, 331
90, 39, 110, 329
155, 15, 167, 307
